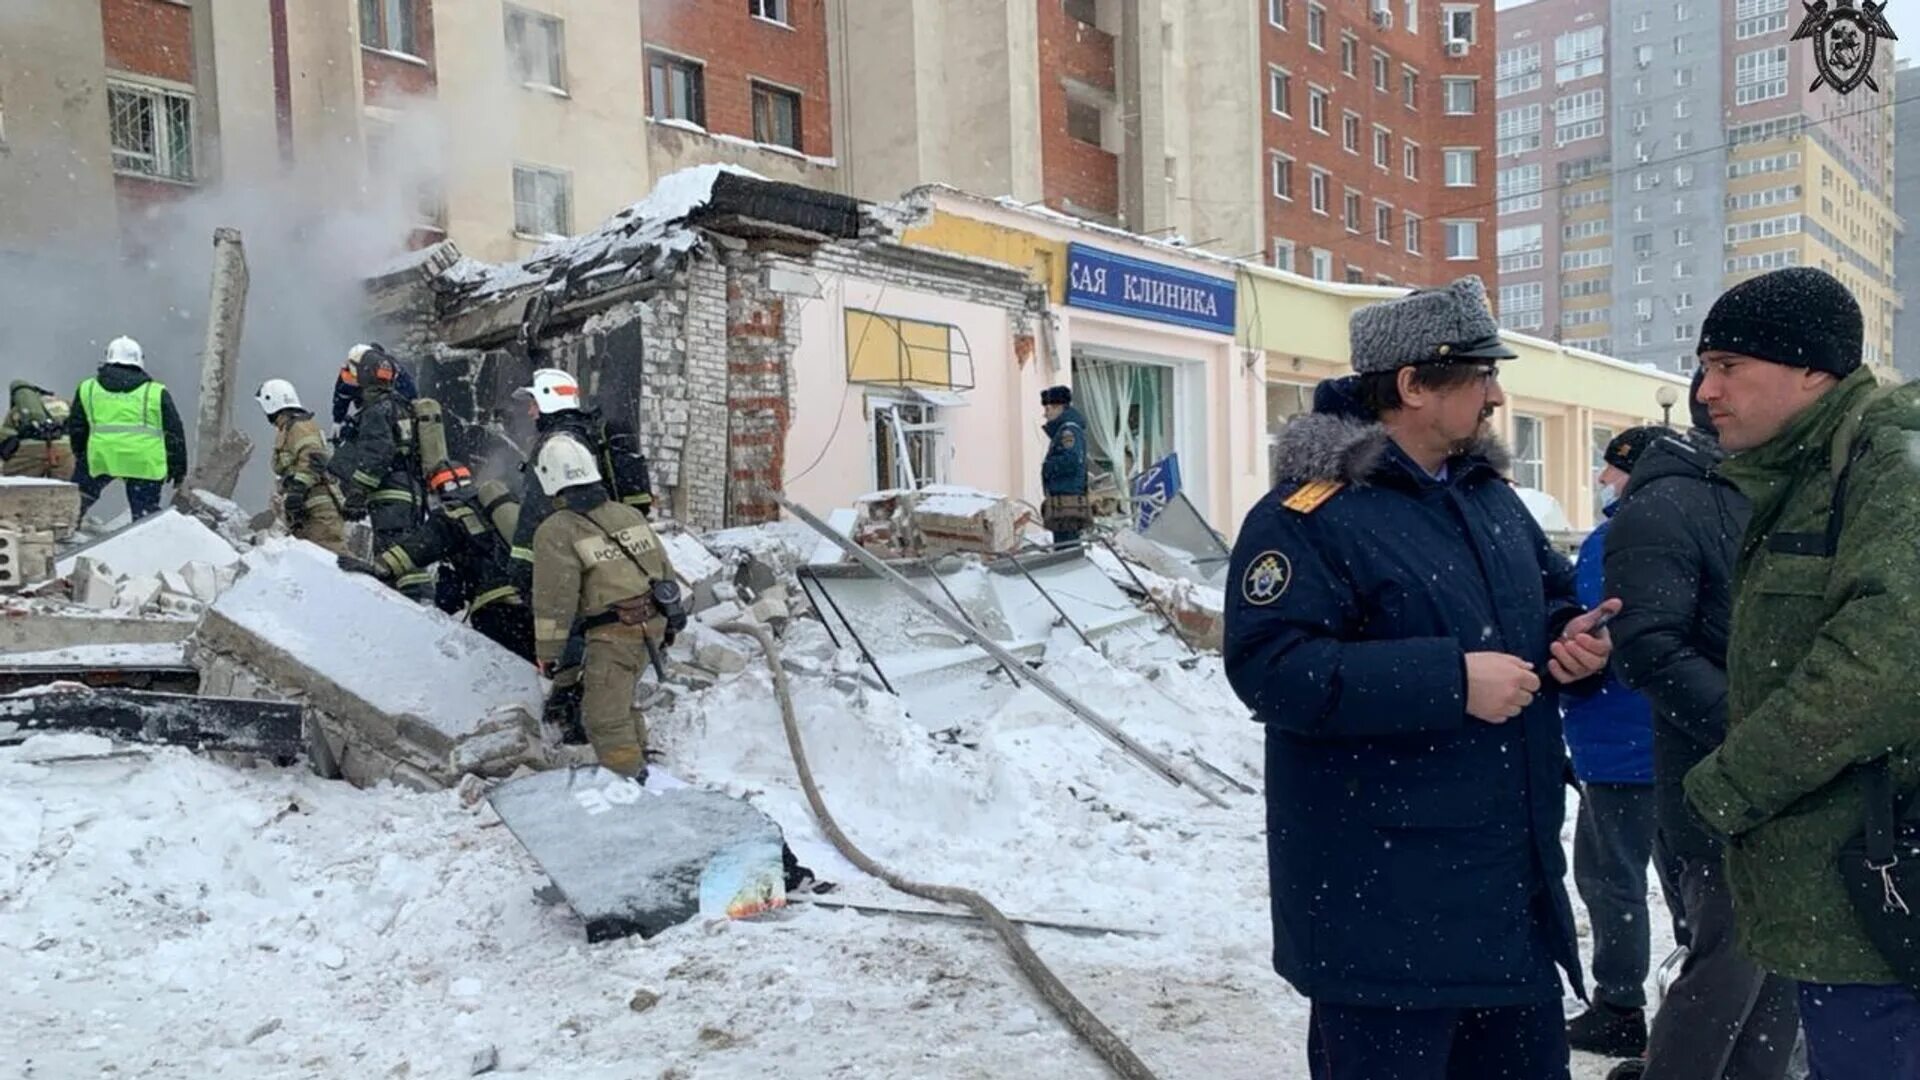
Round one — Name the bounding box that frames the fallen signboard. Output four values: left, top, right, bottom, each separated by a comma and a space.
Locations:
0, 685, 304, 761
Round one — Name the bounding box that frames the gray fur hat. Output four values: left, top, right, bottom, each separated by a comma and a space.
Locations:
1348, 275, 1518, 374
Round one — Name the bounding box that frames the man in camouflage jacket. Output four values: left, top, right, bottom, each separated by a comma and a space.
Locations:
1682, 268, 1920, 1078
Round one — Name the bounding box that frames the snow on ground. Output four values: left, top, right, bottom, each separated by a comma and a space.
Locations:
2, 617, 1666, 1078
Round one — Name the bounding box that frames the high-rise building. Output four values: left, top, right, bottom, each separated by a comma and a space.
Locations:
1261, 0, 1498, 287
1492, 0, 1900, 375
1892, 60, 1920, 379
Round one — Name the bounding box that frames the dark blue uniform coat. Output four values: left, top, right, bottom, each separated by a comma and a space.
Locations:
1224, 376, 1587, 1009
1041, 404, 1088, 496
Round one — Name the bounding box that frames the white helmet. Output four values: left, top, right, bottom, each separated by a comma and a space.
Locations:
105, 336, 145, 370
534, 434, 602, 496
255, 379, 302, 416
515, 368, 582, 416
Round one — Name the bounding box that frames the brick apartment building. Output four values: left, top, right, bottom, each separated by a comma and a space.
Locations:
1261, 0, 1497, 288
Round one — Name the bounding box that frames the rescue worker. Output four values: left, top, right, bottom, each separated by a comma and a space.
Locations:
509, 367, 654, 594
69, 336, 187, 520
331, 343, 416, 444
0, 380, 75, 479
341, 461, 535, 662
1039, 385, 1090, 548
530, 437, 682, 780
256, 379, 348, 554
326, 347, 429, 600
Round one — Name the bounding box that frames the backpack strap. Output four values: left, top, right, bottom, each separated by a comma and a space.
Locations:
1765, 382, 1896, 558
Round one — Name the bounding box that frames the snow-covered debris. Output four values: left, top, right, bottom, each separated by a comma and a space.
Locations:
0, 475, 81, 540
54, 509, 240, 581
190, 540, 546, 790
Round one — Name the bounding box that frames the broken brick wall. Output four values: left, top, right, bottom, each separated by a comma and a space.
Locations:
724, 251, 793, 526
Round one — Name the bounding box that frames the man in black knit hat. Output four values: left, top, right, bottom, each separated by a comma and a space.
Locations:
1681, 267, 1920, 1079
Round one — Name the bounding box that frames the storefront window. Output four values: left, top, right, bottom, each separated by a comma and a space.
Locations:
868, 394, 946, 491
1072, 358, 1174, 487
1513, 414, 1546, 490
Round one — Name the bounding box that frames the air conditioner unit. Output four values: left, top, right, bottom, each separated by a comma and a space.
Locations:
1373, 8, 1394, 29
1447, 40, 1470, 57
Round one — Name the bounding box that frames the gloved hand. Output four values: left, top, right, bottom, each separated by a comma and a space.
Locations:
336, 554, 382, 578
340, 495, 369, 522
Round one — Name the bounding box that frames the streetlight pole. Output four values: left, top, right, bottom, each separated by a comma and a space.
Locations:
1657, 384, 1680, 427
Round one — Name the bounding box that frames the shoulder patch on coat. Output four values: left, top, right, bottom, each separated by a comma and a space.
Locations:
1059, 429, 1076, 449
1282, 480, 1344, 514
1241, 551, 1293, 606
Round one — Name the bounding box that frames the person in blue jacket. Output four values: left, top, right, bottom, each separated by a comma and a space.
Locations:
1224, 275, 1619, 1080
1563, 425, 1690, 1061
1039, 385, 1090, 547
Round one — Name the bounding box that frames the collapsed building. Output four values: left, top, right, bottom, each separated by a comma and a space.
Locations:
363, 166, 1042, 531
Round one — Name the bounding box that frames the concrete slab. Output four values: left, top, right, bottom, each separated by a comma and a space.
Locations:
0, 604, 199, 652
55, 510, 240, 580
0, 477, 81, 540
488, 766, 786, 942
189, 540, 547, 790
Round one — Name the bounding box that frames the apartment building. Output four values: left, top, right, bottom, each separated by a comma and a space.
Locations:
1895, 60, 1920, 379
1261, 0, 1497, 287
1492, 0, 1900, 375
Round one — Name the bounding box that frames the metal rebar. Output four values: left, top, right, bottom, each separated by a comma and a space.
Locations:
800, 566, 897, 697
1095, 535, 1201, 657
794, 571, 844, 650
919, 558, 1022, 686
998, 549, 1093, 648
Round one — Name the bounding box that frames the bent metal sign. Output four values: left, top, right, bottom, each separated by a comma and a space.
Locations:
1066, 242, 1237, 335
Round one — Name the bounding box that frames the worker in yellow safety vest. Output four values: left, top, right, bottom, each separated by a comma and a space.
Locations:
68, 336, 187, 520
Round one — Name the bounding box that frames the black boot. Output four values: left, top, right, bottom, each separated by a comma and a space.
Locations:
1568, 1001, 1648, 1058
782, 844, 833, 895
1605, 1060, 1646, 1080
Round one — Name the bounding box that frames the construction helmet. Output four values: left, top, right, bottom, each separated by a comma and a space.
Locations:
105, 336, 146, 370
534, 434, 601, 496
351, 346, 398, 389
514, 368, 582, 416
255, 379, 303, 416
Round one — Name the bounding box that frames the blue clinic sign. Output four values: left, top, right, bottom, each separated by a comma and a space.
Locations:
1065, 243, 1236, 335
1131, 453, 1182, 531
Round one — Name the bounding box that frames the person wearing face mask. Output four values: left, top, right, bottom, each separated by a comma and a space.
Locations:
1561, 424, 1688, 1062
1224, 276, 1619, 1080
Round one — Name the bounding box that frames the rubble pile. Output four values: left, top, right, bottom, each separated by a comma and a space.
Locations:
0, 476, 81, 589
850, 486, 1034, 559
52, 510, 242, 618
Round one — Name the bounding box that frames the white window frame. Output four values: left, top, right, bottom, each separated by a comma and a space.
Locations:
749, 0, 791, 26
1344, 188, 1363, 233
1375, 200, 1393, 244
1309, 85, 1330, 133
1268, 0, 1290, 30
1443, 77, 1477, 116
1444, 219, 1479, 261
1442, 4, 1476, 45
1403, 139, 1420, 180
1310, 247, 1334, 281
1443, 146, 1477, 188
1343, 109, 1362, 153
505, 5, 567, 93
1405, 213, 1423, 255
107, 78, 198, 184
1341, 32, 1359, 77
1310, 168, 1331, 214
1402, 65, 1419, 109
1512, 415, 1545, 490
867, 392, 949, 492
1271, 153, 1294, 200
512, 162, 572, 240
359, 0, 419, 57
1273, 237, 1297, 272
1373, 50, 1391, 91
1307, 2, 1327, 49
1269, 65, 1293, 116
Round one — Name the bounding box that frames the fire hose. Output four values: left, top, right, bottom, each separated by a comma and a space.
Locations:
715, 620, 1161, 1080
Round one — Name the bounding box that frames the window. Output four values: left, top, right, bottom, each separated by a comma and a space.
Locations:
1271, 155, 1294, 200
1564, 278, 1607, 299
1635, 328, 1654, 347
1443, 147, 1477, 187
1672, 34, 1688, 56
1443, 78, 1476, 115
1273, 238, 1297, 272
1066, 98, 1103, 145
1634, 297, 1654, 321
1678, 354, 1699, 374
1590, 425, 1616, 514
1375, 201, 1392, 243
1341, 33, 1358, 77
753, 81, 803, 150
1405, 0, 1419, 33
749, 0, 790, 24
359, 0, 416, 55
1674, 322, 1696, 342
1561, 218, 1604, 242
1725, 213, 1803, 244
1269, 0, 1289, 29
1674, 163, 1694, 188
1498, 223, 1544, 272
1403, 140, 1419, 179
1310, 169, 1330, 214
1634, 169, 1659, 192
1674, 225, 1693, 246
1675, 291, 1694, 311
1735, 46, 1788, 104
1405, 214, 1423, 255
1497, 163, 1543, 214
506, 7, 567, 91
1444, 220, 1478, 260
1373, 126, 1390, 168
1736, 0, 1787, 38
1633, 11, 1650, 32
1635, 44, 1654, 66
1675, 66, 1694, 88
1269, 67, 1292, 115
1497, 103, 1542, 157
1345, 266, 1365, 285
1674, 131, 1693, 151
1343, 110, 1361, 152
868, 395, 947, 491
1344, 189, 1362, 232
1311, 247, 1334, 281
1674, 258, 1695, 279
1632, 232, 1655, 257
1498, 282, 1544, 331
1307, 2, 1325, 48
1513, 415, 1545, 490
1063, 0, 1096, 26
1553, 88, 1605, 145
1631, 108, 1650, 133
1373, 51, 1390, 91
1633, 203, 1649, 222
512, 164, 571, 238
1673, 98, 1692, 120
1562, 247, 1611, 271
1496, 43, 1542, 98
1633, 76, 1647, 96
1402, 66, 1418, 109
647, 50, 705, 125
1309, 86, 1329, 132
107, 80, 197, 183
1554, 26, 1604, 84
1634, 265, 1653, 284
1444, 5, 1475, 44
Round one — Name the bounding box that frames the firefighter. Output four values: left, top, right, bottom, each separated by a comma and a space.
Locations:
340, 461, 535, 662
69, 336, 187, 520
326, 347, 429, 600
331, 343, 417, 444
530, 437, 683, 780
0, 380, 75, 480
256, 379, 347, 554
509, 368, 654, 593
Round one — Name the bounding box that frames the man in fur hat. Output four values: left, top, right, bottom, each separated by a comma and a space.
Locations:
1223, 276, 1617, 1079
